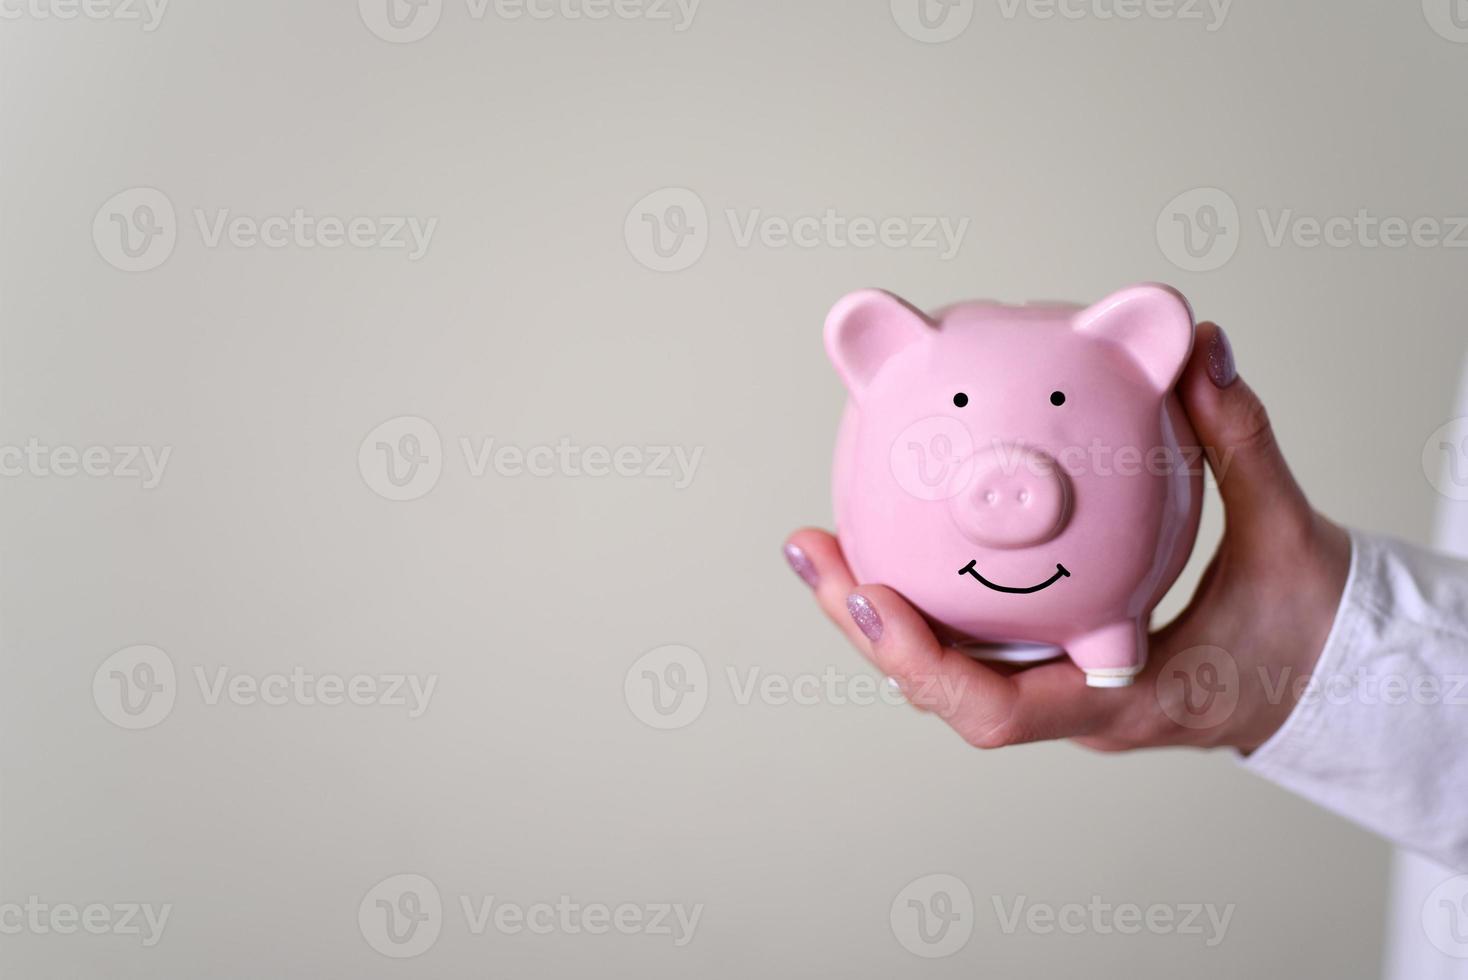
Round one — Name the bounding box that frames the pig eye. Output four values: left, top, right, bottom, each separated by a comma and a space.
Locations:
953, 393, 969, 408
1050, 391, 1066, 407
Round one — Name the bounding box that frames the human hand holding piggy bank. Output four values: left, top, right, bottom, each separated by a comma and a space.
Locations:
828, 284, 1203, 688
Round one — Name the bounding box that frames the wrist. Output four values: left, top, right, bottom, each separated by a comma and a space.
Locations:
1230, 517, 1353, 753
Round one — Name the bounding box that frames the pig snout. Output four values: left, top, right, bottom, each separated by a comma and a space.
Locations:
947, 445, 1070, 549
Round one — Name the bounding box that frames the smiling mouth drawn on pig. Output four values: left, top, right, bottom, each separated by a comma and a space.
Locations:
957, 561, 1071, 595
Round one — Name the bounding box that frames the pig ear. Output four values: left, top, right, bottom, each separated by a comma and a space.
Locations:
1074, 283, 1195, 392
825, 289, 933, 395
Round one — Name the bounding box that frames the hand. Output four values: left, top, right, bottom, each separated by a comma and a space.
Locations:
784, 322, 1351, 753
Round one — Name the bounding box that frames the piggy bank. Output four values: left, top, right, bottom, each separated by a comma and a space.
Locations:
828, 284, 1203, 687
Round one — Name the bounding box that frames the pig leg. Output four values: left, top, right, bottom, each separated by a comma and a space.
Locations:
1067, 620, 1147, 688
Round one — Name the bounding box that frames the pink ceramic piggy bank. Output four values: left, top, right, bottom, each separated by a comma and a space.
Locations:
828, 284, 1203, 687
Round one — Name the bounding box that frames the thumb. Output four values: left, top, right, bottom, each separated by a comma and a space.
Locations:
1179, 322, 1312, 541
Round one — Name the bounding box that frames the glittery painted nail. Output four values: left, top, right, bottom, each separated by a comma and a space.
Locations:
1207, 326, 1238, 389
847, 593, 883, 642
784, 543, 819, 588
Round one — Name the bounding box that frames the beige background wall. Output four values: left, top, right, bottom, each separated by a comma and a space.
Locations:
4, 1, 1466, 976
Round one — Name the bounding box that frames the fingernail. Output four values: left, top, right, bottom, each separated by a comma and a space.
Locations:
784, 543, 819, 588
1207, 326, 1238, 389
847, 593, 883, 642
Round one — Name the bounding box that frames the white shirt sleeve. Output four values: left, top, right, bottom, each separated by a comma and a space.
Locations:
1242, 528, 1468, 873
